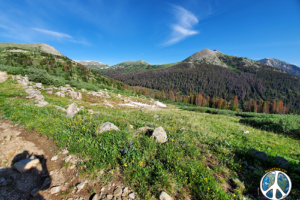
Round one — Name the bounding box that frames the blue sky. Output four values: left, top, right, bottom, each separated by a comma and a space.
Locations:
0, 0, 299, 66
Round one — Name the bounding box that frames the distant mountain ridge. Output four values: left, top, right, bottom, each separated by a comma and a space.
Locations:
258, 58, 300, 77
75, 60, 110, 70
0, 42, 64, 56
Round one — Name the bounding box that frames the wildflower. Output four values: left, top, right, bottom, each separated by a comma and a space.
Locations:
154, 161, 156, 164
233, 194, 236, 197
132, 160, 134, 163
208, 188, 210, 190
124, 163, 127, 167
125, 150, 127, 154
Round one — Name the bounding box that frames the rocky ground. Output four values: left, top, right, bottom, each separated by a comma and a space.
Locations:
0, 118, 141, 200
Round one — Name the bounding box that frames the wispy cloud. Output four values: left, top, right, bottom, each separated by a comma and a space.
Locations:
32, 28, 72, 38
163, 5, 199, 46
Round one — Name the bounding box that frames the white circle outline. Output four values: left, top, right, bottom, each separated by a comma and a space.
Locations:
260, 170, 292, 200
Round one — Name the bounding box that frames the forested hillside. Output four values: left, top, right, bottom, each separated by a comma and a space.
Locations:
103, 62, 300, 111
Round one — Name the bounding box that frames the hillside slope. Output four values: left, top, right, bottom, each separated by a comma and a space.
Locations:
258, 58, 300, 77
75, 60, 111, 71
0, 42, 64, 56
103, 62, 300, 111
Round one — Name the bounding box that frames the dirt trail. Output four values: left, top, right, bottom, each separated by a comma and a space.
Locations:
0, 118, 133, 200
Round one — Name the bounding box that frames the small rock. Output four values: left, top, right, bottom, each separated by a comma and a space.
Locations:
151, 127, 168, 143
241, 130, 249, 134
107, 194, 114, 200
65, 155, 72, 163
273, 156, 290, 169
101, 187, 106, 192
66, 103, 78, 118
96, 122, 120, 134
91, 193, 98, 200
51, 155, 58, 161
62, 149, 69, 155
30, 188, 40, 197
146, 123, 155, 128
114, 187, 122, 197
76, 182, 85, 192
14, 158, 40, 173
249, 149, 268, 161
122, 187, 129, 196
0, 168, 6, 173
41, 177, 51, 190
50, 186, 60, 194
138, 126, 152, 133
154, 114, 159, 118
159, 191, 173, 200
128, 192, 136, 199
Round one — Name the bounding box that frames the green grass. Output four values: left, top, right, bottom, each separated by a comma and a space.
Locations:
0, 79, 300, 199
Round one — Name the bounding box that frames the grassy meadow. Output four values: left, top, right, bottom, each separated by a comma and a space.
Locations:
0, 77, 300, 199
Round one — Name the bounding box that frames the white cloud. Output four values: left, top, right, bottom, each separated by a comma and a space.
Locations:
32, 28, 72, 38
163, 5, 199, 46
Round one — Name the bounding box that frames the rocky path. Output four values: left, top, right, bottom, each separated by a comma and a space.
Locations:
0, 119, 138, 200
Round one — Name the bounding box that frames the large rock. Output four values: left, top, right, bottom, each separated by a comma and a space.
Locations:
273, 156, 290, 169
67, 91, 82, 100
0, 71, 8, 83
25, 88, 44, 101
76, 182, 85, 192
159, 192, 173, 200
14, 157, 40, 173
114, 187, 122, 197
249, 150, 268, 161
35, 83, 44, 89
151, 127, 168, 143
66, 103, 78, 117
16, 75, 29, 86
96, 122, 120, 134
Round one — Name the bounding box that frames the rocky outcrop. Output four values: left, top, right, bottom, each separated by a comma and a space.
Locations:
160, 192, 173, 200
249, 149, 268, 161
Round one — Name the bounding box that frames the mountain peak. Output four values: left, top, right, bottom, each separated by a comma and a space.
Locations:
258, 58, 300, 77
182, 48, 227, 67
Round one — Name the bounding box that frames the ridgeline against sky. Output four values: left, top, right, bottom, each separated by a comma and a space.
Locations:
0, 0, 299, 66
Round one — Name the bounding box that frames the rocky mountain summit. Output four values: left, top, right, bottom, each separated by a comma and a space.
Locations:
258, 58, 300, 77
182, 49, 228, 67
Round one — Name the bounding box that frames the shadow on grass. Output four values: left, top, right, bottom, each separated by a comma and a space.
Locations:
231, 148, 300, 199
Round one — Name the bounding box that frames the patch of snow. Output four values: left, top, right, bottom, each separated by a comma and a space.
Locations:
156, 101, 167, 107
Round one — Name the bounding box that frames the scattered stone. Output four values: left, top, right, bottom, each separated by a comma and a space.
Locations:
96, 122, 120, 134
146, 123, 155, 128
13, 157, 40, 173
65, 155, 72, 163
62, 149, 69, 155
67, 91, 82, 100
0, 71, 8, 83
117, 94, 121, 98
122, 99, 129, 103
101, 187, 106, 192
36, 83, 43, 89
241, 130, 249, 134
35, 100, 48, 107
55, 105, 66, 112
30, 188, 40, 197
154, 115, 159, 118
159, 191, 173, 200
151, 127, 168, 143
122, 187, 129, 196
114, 187, 122, 197
107, 194, 114, 199
91, 193, 98, 200
249, 149, 268, 161
46, 91, 53, 95
81, 88, 87, 92
66, 103, 78, 118
138, 126, 152, 133
51, 155, 58, 161
87, 109, 94, 114
128, 192, 136, 199
273, 156, 290, 169
127, 125, 134, 130
25, 88, 44, 101
76, 182, 85, 192
41, 177, 51, 190
50, 186, 60, 194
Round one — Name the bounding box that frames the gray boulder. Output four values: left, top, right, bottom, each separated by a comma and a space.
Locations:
25, 88, 44, 101
249, 150, 268, 161
0, 71, 8, 83
273, 156, 290, 169
128, 192, 136, 199
35, 101, 48, 107
159, 192, 173, 200
35, 83, 44, 89
66, 103, 78, 118
151, 127, 168, 143
67, 91, 82, 100
96, 122, 120, 134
